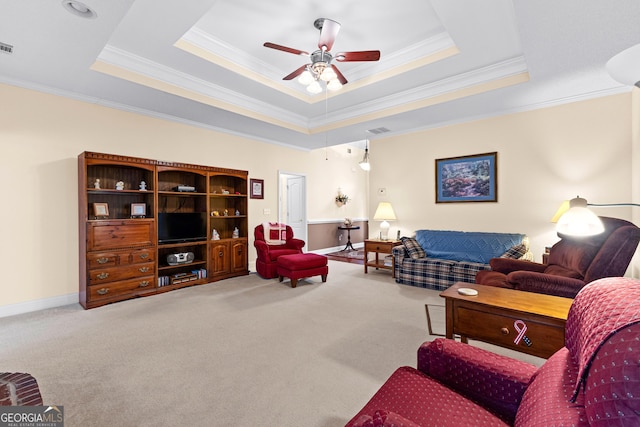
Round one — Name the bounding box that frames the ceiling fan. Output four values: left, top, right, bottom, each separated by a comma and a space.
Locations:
263, 18, 381, 93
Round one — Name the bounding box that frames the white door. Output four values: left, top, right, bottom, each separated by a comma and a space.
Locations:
281, 173, 307, 245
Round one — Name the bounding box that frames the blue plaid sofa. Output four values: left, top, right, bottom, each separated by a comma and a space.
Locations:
393, 230, 531, 291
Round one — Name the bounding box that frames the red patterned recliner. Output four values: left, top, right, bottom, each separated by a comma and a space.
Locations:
345, 277, 640, 427
254, 223, 305, 279
476, 216, 640, 298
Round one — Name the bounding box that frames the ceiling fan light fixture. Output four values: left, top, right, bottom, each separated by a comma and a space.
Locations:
320, 67, 337, 82
306, 81, 322, 94
327, 79, 342, 91
298, 70, 314, 85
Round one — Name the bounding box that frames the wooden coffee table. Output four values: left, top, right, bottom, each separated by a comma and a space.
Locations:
440, 283, 573, 359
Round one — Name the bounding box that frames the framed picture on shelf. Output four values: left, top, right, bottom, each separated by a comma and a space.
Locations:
130, 203, 146, 218
92, 202, 109, 218
250, 178, 264, 199
435, 152, 497, 203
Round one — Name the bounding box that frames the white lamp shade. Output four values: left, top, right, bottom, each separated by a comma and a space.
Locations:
306, 81, 322, 94
373, 202, 396, 221
359, 149, 370, 171
550, 200, 570, 223
327, 78, 342, 91
556, 197, 604, 236
298, 70, 314, 85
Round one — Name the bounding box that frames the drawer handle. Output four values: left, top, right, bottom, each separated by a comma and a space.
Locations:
139, 253, 149, 259
97, 257, 110, 264
501, 327, 510, 335
139, 267, 150, 273
139, 281, 150, 287
96, 272, 109, 280
97, 288, 109, 295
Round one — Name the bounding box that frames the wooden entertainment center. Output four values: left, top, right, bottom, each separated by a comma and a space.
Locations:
78, 152, 249, 309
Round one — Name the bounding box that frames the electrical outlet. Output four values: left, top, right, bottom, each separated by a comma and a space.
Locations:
263, 208, 270, 215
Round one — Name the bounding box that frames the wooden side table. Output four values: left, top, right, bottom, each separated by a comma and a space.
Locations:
440, 283, 573, 359
337, 226, 360, 251
364, 239, 401, 275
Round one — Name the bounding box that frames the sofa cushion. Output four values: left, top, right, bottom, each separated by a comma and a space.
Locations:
345, 366, 509, 427
415, 230, 525, 264
565, 277, 640, 401
514, 348, 587, 426
583, 322, 640, 426
400, 237, 426, 259
500, 244, 527, 259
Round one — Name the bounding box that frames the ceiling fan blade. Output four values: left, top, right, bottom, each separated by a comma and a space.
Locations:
335, 50, 381, 62
283, 64, 310, 80
317, 18, 340, 51
331, 64, 348, 85
263, 42, 308, 56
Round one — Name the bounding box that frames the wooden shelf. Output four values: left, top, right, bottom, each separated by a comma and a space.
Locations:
78, 151, 249, 309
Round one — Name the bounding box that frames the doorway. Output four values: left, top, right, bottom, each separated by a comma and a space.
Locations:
278, 171, 307, 245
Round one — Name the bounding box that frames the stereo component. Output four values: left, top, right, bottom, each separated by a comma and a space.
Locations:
166, 252, 195, 265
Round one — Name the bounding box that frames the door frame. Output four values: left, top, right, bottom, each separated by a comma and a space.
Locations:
278, 170, 307, 245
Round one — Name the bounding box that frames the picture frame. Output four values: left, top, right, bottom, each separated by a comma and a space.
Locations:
250, 178, 264, 199
435, 152, 497, 203
92, 202, 109, 218
130, 203, 146, 218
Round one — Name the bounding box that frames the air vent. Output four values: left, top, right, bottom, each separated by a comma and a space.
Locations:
367, 127, 390, 135
0, 42, 13, 54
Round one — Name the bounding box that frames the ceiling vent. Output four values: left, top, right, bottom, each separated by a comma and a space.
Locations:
367, 127, 391, 135
0, 42, 13, 54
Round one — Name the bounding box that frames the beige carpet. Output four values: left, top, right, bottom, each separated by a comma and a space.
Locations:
0, 261, 543, 426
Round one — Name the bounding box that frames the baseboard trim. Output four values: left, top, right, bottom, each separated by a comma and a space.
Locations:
311, 243, 364, 255
0, 293, 79, 318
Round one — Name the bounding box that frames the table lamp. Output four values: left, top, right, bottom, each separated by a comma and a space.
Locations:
373, 202, 396, 240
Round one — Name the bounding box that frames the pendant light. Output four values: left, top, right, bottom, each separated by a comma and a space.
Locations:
359, 139, 371, 171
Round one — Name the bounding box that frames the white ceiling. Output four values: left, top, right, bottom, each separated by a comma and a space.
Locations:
1, 0, 638, 150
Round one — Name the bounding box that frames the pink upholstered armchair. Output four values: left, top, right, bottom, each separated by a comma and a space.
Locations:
476, 216, 640, 298
345, 277, 640, 427
254, 223, 305, 279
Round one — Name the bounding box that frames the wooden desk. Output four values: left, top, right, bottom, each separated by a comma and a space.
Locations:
364, 239, 401, 274
440, 283, 573, 359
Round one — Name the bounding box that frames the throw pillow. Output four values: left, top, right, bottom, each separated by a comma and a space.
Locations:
500, 243, 527, 259
401, 237, 426, 259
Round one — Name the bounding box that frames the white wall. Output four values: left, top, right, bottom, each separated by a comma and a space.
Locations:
1, 83, 636, 316
0, 83, 367, 314
368, 93, 635, 265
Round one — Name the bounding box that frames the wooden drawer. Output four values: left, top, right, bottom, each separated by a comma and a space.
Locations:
128, 248, 155, 264
455, 306, 565, 358
87, 248, 155, 269
87, 220, 154, 251
89, 262, 155, 285
87, 252, 119, 269
88, 276, 155, 303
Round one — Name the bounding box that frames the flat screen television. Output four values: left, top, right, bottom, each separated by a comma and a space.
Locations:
158, 212, 208, 244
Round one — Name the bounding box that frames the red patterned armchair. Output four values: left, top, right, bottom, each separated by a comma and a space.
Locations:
254, 223, 305, 279
345, 277, 640, 427
476, 216, 640, 298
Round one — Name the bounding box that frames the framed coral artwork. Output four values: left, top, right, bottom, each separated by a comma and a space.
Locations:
435, 152, 497, 203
